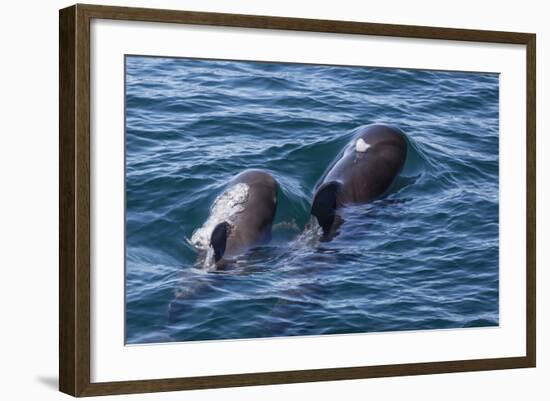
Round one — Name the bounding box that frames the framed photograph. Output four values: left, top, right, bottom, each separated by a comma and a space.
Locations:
59, 4, 536, 397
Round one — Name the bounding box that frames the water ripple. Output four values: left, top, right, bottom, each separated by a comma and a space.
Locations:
125, 56, 499, 344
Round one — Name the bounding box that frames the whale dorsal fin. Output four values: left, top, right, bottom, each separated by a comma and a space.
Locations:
210, 222, 230, 263
311, 181, 342, 236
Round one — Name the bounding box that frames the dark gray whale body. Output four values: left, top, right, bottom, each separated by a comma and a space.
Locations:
206, 169, 278, 267
311, 124, 407, 238
170, 170, 277, 320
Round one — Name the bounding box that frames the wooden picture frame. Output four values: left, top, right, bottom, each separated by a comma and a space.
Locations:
59, 3, 536, 397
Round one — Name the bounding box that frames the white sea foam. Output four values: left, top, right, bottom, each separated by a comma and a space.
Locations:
190, 183, 250, 251
202, 247, 216, 270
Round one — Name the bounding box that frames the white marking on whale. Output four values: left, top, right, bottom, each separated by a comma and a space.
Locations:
355, 138, 370, 152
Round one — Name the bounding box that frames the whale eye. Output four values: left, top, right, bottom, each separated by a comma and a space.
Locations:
355, 138, 370, 153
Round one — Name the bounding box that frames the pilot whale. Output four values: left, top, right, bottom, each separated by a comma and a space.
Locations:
191, 169, 278, 268
311, 124, 407, 238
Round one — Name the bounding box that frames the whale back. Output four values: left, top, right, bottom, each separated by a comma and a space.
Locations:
311, 124, 407, 236
203, 170, 277, 267
224, 170, 278, 257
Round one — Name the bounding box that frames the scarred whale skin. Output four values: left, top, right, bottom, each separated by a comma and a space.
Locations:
204, 169, 278, 267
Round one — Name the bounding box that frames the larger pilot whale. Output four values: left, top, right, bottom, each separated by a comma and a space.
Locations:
311, 124, 407, 238
191, 169, 278, 268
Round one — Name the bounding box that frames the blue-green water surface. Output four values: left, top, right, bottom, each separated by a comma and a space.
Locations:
125, 56, 499, 344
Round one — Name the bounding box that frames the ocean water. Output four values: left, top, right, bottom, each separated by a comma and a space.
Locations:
125, 56, 499, 344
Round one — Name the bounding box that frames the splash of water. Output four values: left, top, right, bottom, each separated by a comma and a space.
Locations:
190, 183, 250, 251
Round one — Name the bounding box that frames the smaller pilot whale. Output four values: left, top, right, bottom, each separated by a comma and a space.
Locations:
311, 124, 407, 238
191, 169, 278, 268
